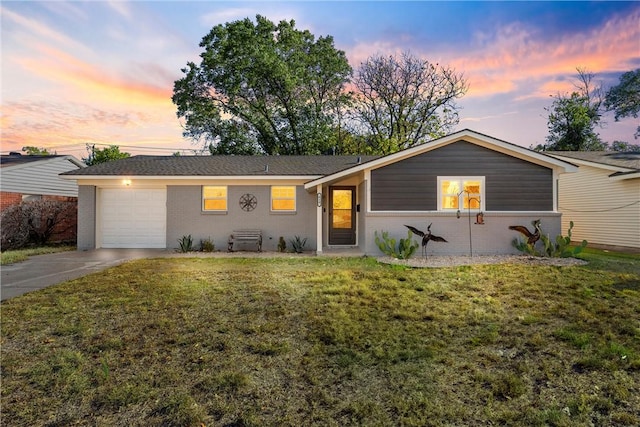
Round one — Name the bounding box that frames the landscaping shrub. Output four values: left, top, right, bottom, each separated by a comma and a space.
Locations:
512, 221, 587, 258
290, 236, 307, 253
278, 236, 287, 252
1, 200, 76, 250
200, 237, 214, 252
375, 229, 418, 259
177, 235, 194, 252
1, 204, 30, 250
540, 221, 588, 257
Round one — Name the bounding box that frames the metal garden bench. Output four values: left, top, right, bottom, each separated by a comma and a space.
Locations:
227, 229, 262, 252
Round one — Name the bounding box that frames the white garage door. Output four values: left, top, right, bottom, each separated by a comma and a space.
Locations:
99, 188, 166, 248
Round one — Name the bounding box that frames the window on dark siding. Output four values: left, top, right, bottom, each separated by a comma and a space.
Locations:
438, 177, 484, 211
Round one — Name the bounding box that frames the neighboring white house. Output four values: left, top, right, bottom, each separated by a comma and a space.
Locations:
0, 153, 85, 210
548, 151, 640, 251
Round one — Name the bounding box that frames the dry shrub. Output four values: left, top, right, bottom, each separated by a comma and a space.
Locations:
1, 200, 76, 250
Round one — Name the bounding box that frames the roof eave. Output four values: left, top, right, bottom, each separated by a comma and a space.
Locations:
609, 171, 640, 181
547, 154, 635, 174
60, 174, 323, 181
3, 155, 85, 172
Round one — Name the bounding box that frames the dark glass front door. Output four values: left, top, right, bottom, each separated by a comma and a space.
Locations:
329, 186, 356, 245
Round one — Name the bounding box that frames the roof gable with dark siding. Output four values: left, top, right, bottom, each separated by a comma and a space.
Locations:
371, 140, 553, 211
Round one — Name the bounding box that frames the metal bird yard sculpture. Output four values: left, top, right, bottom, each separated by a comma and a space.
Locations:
405, 223, 448, 258
508, 219, 542, 245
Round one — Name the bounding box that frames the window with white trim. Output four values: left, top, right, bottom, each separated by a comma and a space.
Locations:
437, 177, 484, 211
202, 186, 227, 211
271, 186, 296, 211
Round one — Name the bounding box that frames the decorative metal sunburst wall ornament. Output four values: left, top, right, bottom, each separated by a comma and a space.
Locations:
239, 193, 257, 211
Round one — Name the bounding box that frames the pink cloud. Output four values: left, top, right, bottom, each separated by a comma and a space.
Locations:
15, 44, 173, 106
1, 99, 184, 157
1, 14, 185, 156
346, 8, 639, 101
448, 9, 640, 99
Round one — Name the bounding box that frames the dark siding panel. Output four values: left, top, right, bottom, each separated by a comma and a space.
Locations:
371, 141, 553, 211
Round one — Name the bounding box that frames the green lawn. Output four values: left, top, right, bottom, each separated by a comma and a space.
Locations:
1, 252, 639, 426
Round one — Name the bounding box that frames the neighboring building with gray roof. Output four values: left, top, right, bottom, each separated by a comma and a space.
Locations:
1, 153, 84, 211
61, 129, 578, 255
547, 151, 639, 251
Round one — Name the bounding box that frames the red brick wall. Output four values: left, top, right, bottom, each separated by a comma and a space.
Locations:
0, 192, 22, 212
1, 192, 76, 211
44, 195, 77, 203
48, 201, 78, 244
45, 197, 78, 243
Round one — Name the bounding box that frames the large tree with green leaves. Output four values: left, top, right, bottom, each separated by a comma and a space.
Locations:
22, 146, 54, 155
172, 15, 352, 155
83, 144, 130, 166
352, 52, 468, 154
541, 68, 606, 151
605, 68, 640, 139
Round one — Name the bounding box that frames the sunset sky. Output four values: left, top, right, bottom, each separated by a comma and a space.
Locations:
1, 1, 639, 158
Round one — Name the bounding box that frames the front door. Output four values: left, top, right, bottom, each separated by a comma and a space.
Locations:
329, 186, 356, 245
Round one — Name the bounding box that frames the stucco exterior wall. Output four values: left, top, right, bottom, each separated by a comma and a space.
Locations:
77, 185, 96, 250
362, 212, 562, 256
166, 185, 318, 251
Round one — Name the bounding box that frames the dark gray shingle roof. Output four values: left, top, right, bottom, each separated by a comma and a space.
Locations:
1, 154, 70, 168
61, 155, 380, 177
548, 151, 640, 171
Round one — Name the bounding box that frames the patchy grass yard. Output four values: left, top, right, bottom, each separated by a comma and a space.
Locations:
1, 252, 639, 426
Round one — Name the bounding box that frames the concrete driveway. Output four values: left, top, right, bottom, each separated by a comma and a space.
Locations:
1, 249, 174, 301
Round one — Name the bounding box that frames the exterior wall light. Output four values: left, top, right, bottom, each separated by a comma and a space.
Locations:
475, 212, 485, 225
123, 179, 132, 186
